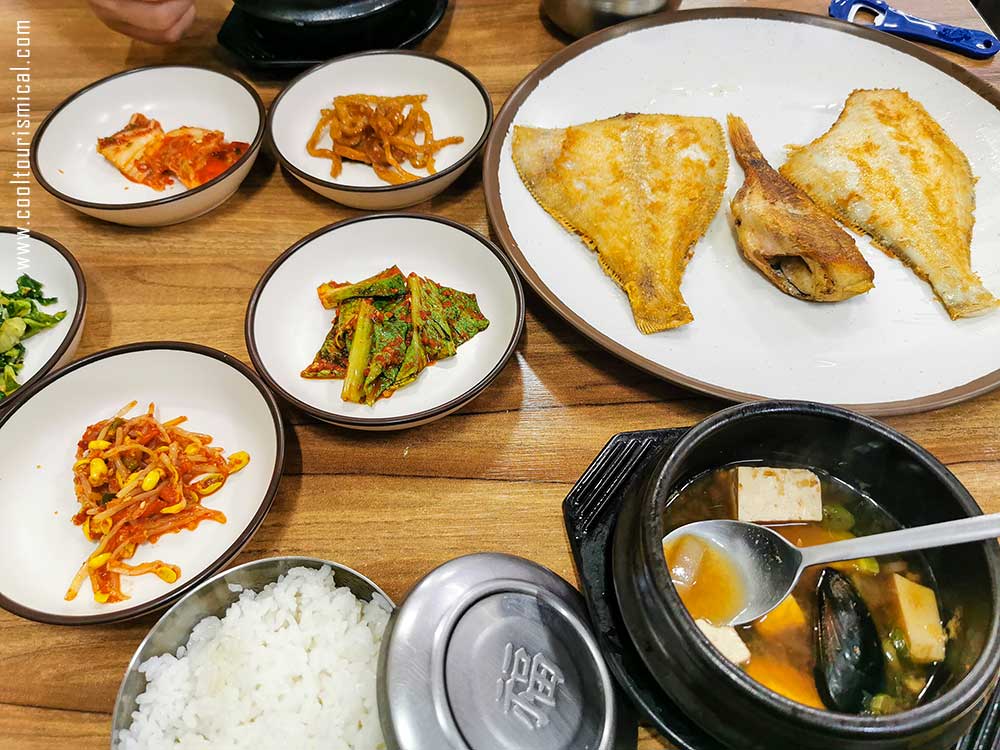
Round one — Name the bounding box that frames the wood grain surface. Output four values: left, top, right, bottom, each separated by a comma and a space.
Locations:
0, 1, 997, 748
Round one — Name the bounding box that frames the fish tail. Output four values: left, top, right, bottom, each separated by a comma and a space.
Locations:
726, 114, 765, 170
632, 299, 694, 333
624, 281, 694, 333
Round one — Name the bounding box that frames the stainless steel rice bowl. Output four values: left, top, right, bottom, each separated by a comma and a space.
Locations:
110, 556, 394, 749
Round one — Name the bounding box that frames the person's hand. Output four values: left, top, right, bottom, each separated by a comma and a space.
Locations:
87, 0, 196, 45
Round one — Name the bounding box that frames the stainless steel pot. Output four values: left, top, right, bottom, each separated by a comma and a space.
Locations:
542, 0, 681, 38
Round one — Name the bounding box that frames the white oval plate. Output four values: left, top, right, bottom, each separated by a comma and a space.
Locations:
31, 65, 265, 227
485, 10, 1000, 416
246, 215, 524, 430
0, 228, 86, 411
268, 51, 492, 210
0, 343, 285, 624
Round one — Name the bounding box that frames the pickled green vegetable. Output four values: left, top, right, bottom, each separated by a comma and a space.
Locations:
304, 268, 489, 406
415, 276, 456, 361
439, 285, 489, 345
0, 274, 66, 401
317, 266, 407, 309
341, 299, 375, 403
363, 296, 412, 405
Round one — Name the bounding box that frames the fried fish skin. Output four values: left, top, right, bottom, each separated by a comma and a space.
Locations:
727, 114, 874, 302
780, 89, 997, 319
512, 113, 728, 332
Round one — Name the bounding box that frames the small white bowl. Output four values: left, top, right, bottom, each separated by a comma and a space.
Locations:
0, 342, 285, 624
31, 65, 266, 227
268, 51, 493, 210
246, 214, 524, 430
0, 228, 86, 411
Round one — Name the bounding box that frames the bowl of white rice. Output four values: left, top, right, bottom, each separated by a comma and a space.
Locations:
111, 556, 394, 750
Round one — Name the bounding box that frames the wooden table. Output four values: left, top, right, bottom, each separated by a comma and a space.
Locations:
1, 1, 997, 747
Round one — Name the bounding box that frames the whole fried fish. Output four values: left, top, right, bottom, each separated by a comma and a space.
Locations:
727, 114, 874, 302
781, 89, 997, 319
512, 114, 727, 332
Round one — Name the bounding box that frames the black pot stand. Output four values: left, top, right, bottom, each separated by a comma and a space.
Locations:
563, 427, 999, 750
563, 427, 722, 750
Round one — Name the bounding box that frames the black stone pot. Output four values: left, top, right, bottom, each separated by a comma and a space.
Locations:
223, 0, 444, 57
613, 400, 1000, 750
233, 0, 407, 26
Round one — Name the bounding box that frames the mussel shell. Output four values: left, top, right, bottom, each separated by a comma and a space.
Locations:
815, 568, 884, 713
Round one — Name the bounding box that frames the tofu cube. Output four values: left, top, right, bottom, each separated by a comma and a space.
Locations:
696, 619, 751, 665
665, 534, 707, 592
737, 466, 822, 523
753, 595, 807, 639
891, 574, 947, 664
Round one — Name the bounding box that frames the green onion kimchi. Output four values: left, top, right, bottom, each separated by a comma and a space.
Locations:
302, 266, 490, 406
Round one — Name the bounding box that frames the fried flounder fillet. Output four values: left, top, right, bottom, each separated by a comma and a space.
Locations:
512, 114, 727, 332
780, 89, 997, 319
727, 114, 874, 302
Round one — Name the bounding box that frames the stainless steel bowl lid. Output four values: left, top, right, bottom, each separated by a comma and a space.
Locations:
379, 553, 618, 750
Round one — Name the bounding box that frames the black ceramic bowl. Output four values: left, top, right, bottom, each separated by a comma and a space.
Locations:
613, 401, 1000, 750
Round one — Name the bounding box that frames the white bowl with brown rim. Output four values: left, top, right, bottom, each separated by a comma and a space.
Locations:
245, 214, 524, 430
0, 342, 285, 624
31, 65, 265, 227
0, 228, 87, 411
267, 51, 493, 210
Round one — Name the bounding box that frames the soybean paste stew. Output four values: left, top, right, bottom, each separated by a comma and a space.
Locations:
663, 464, 950, 716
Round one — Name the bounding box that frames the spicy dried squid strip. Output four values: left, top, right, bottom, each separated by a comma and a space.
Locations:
305, 93, 463, 185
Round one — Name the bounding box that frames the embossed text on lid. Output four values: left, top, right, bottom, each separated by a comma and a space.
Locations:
379, 553, 619, 750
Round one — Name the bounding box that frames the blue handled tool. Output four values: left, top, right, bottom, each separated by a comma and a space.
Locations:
829, 0, 999, 59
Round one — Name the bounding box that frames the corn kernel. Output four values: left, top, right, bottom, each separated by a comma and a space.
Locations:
185, 444, 201, 455
227, 451, 250, 474
93, 591, 110, 604
88, 440, 112, 451
142, 469, 163, 492
89, 458, 108, 485
88, 552, 111, 569
195, 473, 225, 496
82, 518, 91, 540
156, 566, 178, 584
73, 458, 90, 470
160, 499, 186, 514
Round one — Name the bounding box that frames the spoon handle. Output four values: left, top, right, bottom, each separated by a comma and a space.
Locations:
798, 513, 1000, 568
